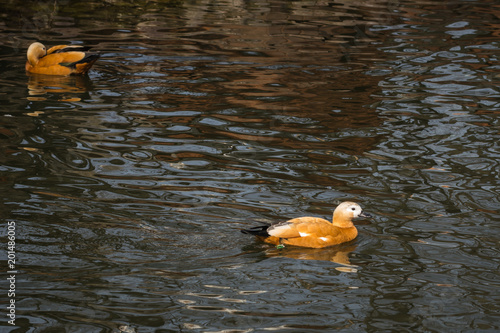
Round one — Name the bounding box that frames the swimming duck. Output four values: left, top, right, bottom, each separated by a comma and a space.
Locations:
26, 42, 99, 75
241, 201, 367, 248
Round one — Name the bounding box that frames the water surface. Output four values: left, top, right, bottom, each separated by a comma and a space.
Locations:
1, 0, 500, 332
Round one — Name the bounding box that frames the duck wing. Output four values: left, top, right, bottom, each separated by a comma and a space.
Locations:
267, 217, 336, 239
47, 45, 92, 54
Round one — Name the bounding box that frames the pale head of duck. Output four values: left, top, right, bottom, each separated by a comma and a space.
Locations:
332, 201, 367, 227
27, 42, 47, 65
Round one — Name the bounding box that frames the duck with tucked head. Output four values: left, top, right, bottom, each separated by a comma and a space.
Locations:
26, 42, 99, 75
241, 201, 368, 249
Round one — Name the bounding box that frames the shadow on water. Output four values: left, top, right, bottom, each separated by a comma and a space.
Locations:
0, 0, 500, 332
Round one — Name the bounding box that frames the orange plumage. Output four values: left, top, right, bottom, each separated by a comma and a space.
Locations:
242, 202, 368, 249
26, 42, 99, 75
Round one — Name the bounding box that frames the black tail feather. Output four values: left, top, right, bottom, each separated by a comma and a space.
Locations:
241, 225, 271, 237
61, 54, 100, 69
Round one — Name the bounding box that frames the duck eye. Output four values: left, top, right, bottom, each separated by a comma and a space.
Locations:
351, 207, 356, 211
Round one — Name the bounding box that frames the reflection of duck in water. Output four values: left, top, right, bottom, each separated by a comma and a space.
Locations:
28, 74, 92, 100
242, 202, 368, 249
25, 42, 99, 75
264, 241, 358, 266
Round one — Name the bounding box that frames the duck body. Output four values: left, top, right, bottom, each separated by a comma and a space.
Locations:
26, 42, 99, 75
242, 202, 366, 249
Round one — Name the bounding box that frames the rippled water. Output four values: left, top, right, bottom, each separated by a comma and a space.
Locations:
1, 0, 500, 332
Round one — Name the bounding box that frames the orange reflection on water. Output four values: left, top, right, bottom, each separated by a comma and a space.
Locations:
263, 241, 358, 267
27, 73, 94, 102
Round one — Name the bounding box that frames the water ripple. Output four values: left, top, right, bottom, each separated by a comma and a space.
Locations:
1, 0, 500, 332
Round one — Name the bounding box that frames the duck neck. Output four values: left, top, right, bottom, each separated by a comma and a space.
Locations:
331, 211, 355, 228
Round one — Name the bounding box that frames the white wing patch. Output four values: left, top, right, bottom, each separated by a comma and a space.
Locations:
299, 231, 310, 237
319, 237, 329, 242
268, 223, 295, 237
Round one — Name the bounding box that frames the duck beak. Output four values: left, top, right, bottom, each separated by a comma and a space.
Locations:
359, 212, 371, 218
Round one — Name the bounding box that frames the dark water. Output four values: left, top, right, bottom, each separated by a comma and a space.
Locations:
1, 0, 500, 332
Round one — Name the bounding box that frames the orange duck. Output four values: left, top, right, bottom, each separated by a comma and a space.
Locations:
26, 42, 99, 75
242, 201, 368, 249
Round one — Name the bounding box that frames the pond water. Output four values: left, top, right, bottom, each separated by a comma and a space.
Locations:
1, 0, 500, 332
